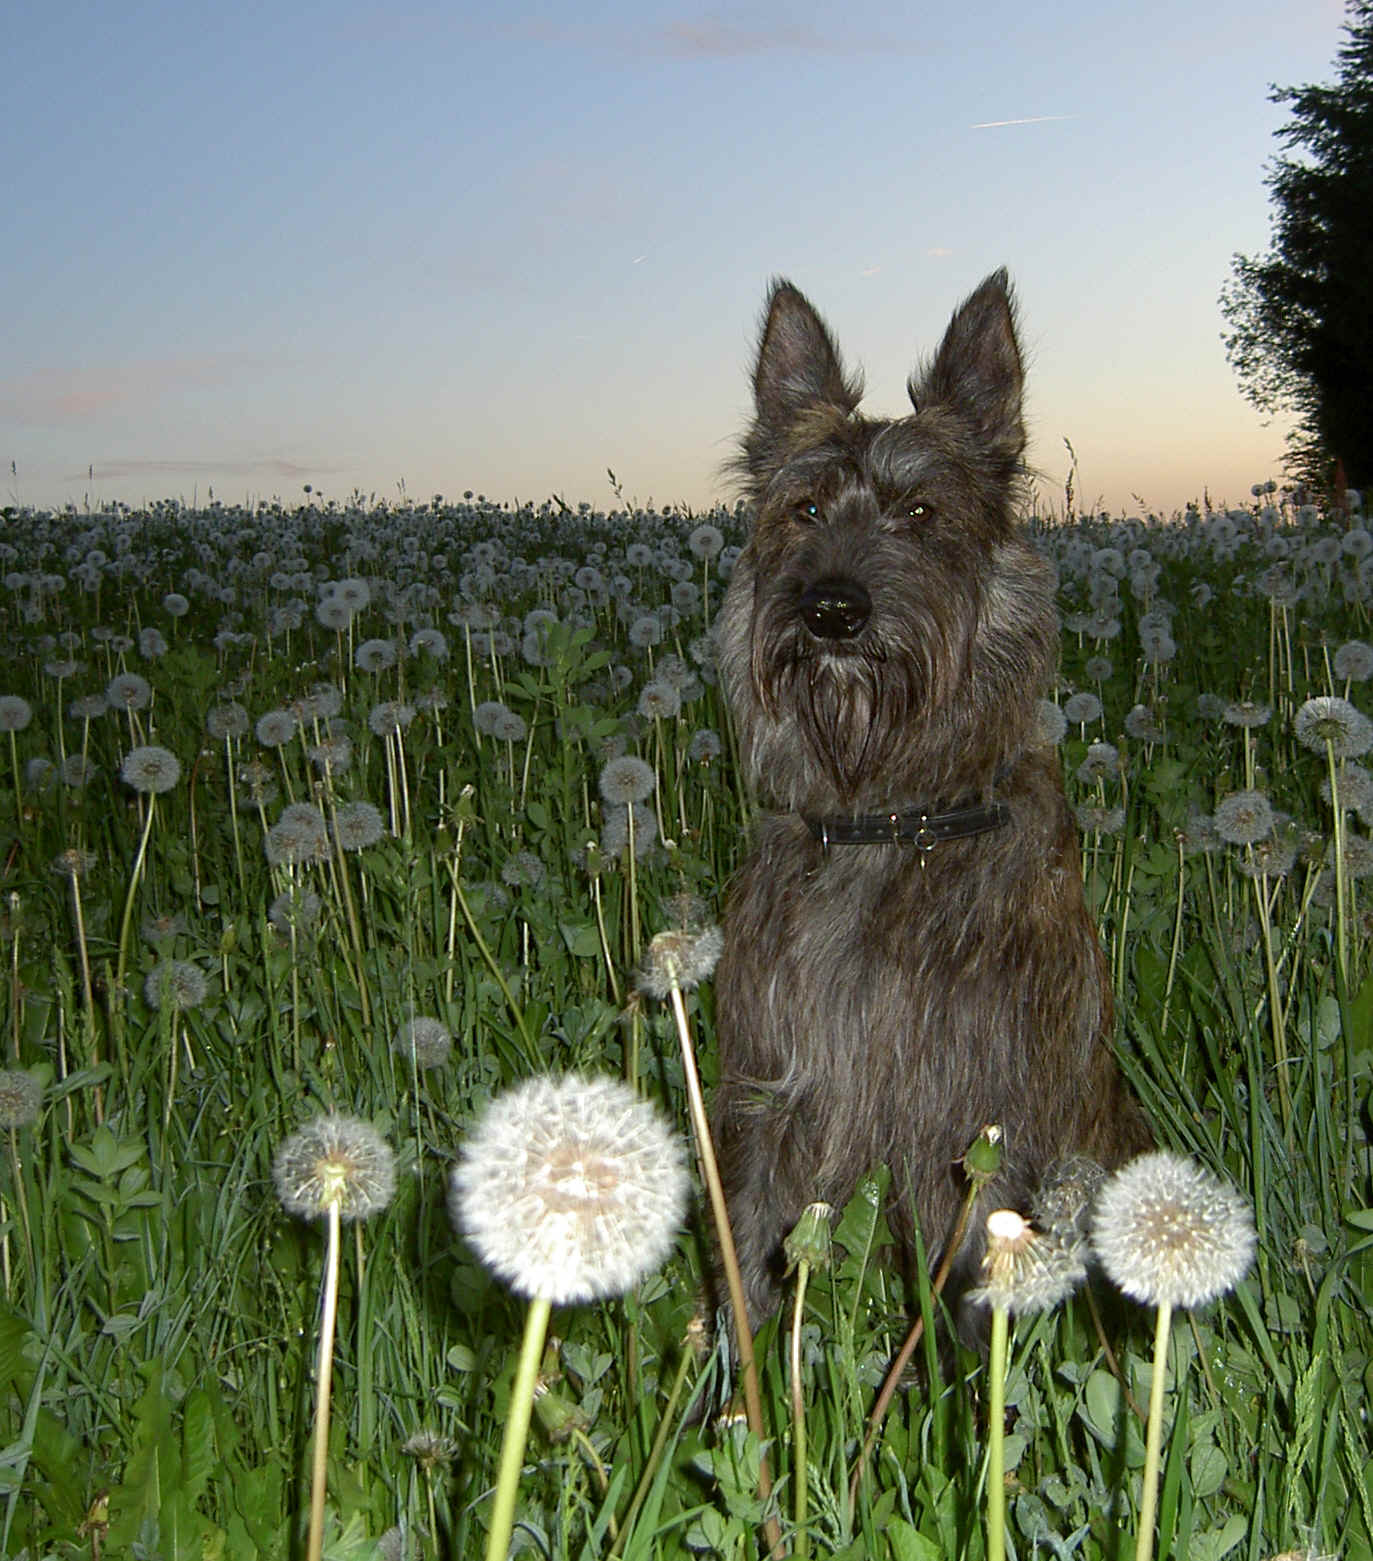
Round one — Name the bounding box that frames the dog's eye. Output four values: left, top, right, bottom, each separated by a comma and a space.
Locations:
795, 500, 822, 523
903, 502, 931, 522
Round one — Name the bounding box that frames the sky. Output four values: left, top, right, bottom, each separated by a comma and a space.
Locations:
1, 0, 1348, 520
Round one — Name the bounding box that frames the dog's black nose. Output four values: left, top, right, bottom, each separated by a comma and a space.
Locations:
798, 579, 871, 640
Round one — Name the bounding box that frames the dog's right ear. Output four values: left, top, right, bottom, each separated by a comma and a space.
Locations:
735, 282, 864, 492
752, 281, 864, 425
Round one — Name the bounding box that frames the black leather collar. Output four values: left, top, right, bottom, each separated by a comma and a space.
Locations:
805, 800, 1012, 849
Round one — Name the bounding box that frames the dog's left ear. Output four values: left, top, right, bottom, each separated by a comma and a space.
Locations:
909, 269, 1025, 465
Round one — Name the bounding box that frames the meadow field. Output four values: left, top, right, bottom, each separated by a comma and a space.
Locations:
0, 484, 1370, 1560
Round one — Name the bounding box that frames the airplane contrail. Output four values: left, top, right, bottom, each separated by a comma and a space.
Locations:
970, 113, 1075, 129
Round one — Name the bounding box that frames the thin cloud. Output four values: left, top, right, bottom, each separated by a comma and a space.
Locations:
65, 457, 343, 482
510, 16, 916, 58
1, 352, 260, 428
970, 113, 1075, 129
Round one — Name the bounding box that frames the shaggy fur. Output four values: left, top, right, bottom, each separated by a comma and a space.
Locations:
713, 270, 1148, 1325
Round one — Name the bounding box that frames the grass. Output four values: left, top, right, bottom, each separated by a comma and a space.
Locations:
0, 484, 1370, 1559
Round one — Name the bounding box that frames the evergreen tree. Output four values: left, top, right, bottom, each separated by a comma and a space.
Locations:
1221, 2, 1373, 489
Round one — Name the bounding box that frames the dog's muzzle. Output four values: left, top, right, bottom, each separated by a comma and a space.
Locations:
798, 578, 871, 640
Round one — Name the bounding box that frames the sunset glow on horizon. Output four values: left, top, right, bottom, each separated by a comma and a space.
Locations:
2, 0, 1342, 522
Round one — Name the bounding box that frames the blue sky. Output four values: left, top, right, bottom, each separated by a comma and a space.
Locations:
1, 0, 1345, 517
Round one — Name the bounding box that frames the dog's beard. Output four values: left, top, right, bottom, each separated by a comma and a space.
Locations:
754, 628, 926, 800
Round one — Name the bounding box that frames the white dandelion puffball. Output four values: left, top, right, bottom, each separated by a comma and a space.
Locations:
273, 1113, 396, 1222
120, 745, 182, 794
1092, 1152, 1255, 1310
451, 1074, 688, 1304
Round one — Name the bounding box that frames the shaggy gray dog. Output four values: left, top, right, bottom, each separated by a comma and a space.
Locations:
713, 271, 1148, 1324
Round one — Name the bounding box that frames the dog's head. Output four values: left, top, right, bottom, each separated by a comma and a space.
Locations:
717, 273, 1057, 812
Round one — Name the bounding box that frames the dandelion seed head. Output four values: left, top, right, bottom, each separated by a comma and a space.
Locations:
106, 672, 152, 711
368, 700, 416, 737
273, 1114, 396, 1222
1092, 1152, 1255, 1309
0, 1069, 43, 1129
50, 847, 97, 880
637, 924, 724, 998
139, 626, 168, 660
255, 709, 297, 748
334, 800, 386, 851
598, 754, 656, 806
0, 695, 32, 731
1294, 696, 1373, 759
1124, 704, 1164, 743
967, 1208, 1087, 1316
144, 959, 208, 1011
450, 1074, 687, 1303
355, 637, 398, 673
1213, 789, 1275, 846
1074, 804, 1126, 836
206, 702, 250, 741
600, 800, 659, 860
501, 850, 545, 889
393, 1016, 452, 1070
402, 1430, 458, 1471
1062, 691, 1102, 725
1222, 699, 1272, 730
687, 523, 725, 560
1075, 741, 1119, 783
1033, 1156, 1108, 1244
637, 679, 681, 721
1334, 640, 1373, 682
268, 886, 322, 934
264, 802, 329, 866
120, 745, 181, 794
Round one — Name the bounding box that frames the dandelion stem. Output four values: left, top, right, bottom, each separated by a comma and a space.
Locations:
985, 1301, 1009, 1561
790, 1258, 812, 1560
306, 1200, 342, 1561
112, 794, 157, 1045
1135, 1298, 1174, 1561
665, 978, 782, 1558
483, 1294, 551, 1561
852, 1174, 975, 1504
607, 1341, 695, 1559
1326, 737, 1350, 991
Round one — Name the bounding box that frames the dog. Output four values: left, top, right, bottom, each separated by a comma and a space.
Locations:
712, 270, 1147, 1329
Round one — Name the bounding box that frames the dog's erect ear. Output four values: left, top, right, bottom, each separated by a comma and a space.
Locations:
753, 281, 864, 426
908, 269, 1024, 464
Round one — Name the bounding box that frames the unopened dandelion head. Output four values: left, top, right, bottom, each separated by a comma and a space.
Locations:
1092, 1152, 1255, 1309
450, 1074, 687, 1304
273, 1114, 396, 1222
